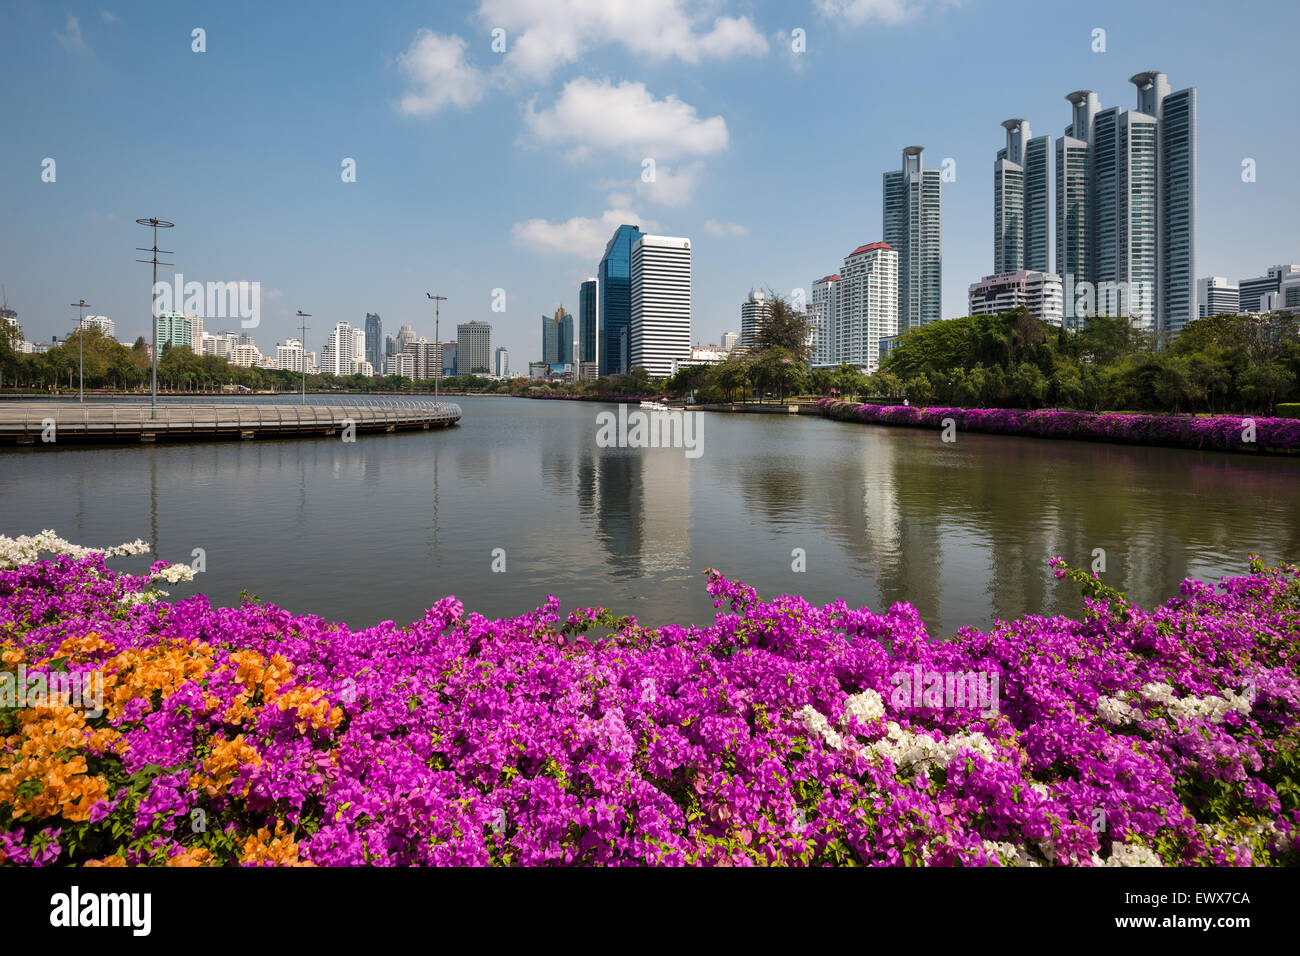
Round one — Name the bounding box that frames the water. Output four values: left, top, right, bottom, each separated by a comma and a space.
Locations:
3, 395, 1298, 636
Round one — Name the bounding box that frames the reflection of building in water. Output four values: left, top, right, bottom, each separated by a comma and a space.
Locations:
578, 443, 691, 577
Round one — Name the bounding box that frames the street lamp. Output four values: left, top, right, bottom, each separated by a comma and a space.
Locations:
295, 311, 311, 404
426, 293, 446, 403
69, 299, 90, 403
135, 218, 175, 416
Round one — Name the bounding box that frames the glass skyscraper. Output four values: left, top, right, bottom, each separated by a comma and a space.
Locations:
598, 224, 644, 376
364, 313, 382, 374
883, 147, 942, 329
994, 120, 1051, 275
579, 278, 598, 365
1054, 73, 1197, 333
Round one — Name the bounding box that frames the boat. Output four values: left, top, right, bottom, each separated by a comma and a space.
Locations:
639, 400, 670, 411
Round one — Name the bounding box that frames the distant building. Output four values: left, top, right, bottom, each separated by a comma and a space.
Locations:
83, 315, 116, 339
832, 242, 899, 371
579, 278, 599, 366
993, 119, 1051, 275
494, 347, 509, 377
883, 146, 942, 329
456, 321, 492, 375
528, 361, 549, 380
1196, 277, 1239, 318
542, 308, 572, 366
155, 311, 193, 353
740, 290, 772, 348
395, 323, 417, 354
1238, 265, 1300, 313
810, 274, 841, 366
276, 339, 305, 373
598, 223, 645, 376
386, 352, 414, 377
968, 270, 1065, 326
365, 313, 382, 374
403, 340, 441, 379
630, 234, 691, 377
721, 331, 738, 350
229, 343, 261, 367
188, 314, 203, 352
441, 341, 458, 377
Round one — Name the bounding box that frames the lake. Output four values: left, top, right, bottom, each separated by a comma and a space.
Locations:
3, 394, 1298, 636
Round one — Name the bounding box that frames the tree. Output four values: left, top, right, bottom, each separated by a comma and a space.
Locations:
754, 291, 813, 361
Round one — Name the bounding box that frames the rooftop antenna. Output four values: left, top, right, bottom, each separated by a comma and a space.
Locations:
296, 311, 311, 404
426, 293, 446, 403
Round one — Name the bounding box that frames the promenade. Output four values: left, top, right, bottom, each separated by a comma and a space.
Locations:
0, 401, 461, 446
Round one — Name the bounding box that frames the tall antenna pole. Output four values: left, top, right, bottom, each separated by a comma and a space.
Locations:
426, 293, 446, 403
135, 217, 175, 416
70, 299, 90, 403
296, 311, 311, 404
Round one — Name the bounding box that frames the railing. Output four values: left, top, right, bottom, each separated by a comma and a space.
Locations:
0, 401, 462, 438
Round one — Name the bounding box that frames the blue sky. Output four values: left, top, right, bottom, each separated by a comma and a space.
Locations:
2, 0, 1297, 369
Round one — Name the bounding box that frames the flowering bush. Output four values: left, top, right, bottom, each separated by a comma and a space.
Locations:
1, 534, 1297, 866
814, 399, 1300, 453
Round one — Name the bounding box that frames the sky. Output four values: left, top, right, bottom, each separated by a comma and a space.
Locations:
2, 0, 1298, 370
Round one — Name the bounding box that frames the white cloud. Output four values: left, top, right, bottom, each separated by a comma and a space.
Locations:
479, 0, 768, 83
523, 78, 728, 161
512, 206, 660, 261
101, 10, 119, 24
636, 162, 704, 207
703, 219, 747, 237
814, 0, 951, 25
53, 15, 86, 53
396, 30, 487, 117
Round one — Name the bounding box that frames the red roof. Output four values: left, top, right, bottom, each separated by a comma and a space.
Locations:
814, 274, 841, 284
848, 241, 893, 256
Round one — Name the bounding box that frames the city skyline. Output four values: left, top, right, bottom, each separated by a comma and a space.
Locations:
2, 1, 1297, 373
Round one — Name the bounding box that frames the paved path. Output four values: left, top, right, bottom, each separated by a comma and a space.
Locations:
0, 402, 461, 446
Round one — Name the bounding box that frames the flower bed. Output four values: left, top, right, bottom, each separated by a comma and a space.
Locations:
1, 533, 1297, 866
814, 399, 1300, 453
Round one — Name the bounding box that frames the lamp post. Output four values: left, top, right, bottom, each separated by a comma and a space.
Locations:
135, 218, 175, 416
296, 311, 311, 404
426, 293, 446, 403
69, 299, 90, 402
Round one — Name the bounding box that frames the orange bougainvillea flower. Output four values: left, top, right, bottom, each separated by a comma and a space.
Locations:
84, 855, 128, 867
189, 733, 262, 797
166, 847, 213, 867
0, 705, 117, 822
240, 821, 313, 866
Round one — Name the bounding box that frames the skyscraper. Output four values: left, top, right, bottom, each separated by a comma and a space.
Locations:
579, 278, 599, 365
494, 347, 509, 377
456, 321, 492, 375
883, 146, 942, 329
542, 314, 561, 365
739, 290, 772, 348
1055, 73, 1197, 334
598, 223, 644, 376
993, 120, 1051, 275
364, 313, 382, 374
810, 275, 841, 366
629, 234, 691, 377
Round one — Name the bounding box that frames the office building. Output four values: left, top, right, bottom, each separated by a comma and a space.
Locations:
1196, 277, 1239, 318
456, 321, 492, 376
276, 339, 305, 373
579, 278, 599, 366
883, 146, 942, 329
968, 270, 1065, 326
598, 223, 645, 376
321, 322, 354, 376
441, 342, 457, 377
629, 234, 691, 377
1238, 264, 1300, 313
386, 352, 414, 377
494, 347, 509, 377
721, 331, 738, 351
365, 313, 382, 374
